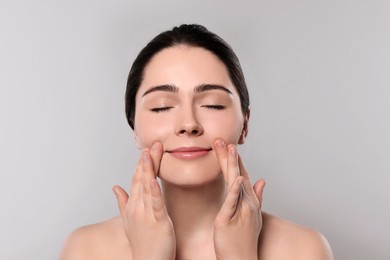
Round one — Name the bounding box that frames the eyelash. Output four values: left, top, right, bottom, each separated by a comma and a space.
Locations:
150, 107, 173, 113
203, 105, 226, 110
150, 105, 225, 113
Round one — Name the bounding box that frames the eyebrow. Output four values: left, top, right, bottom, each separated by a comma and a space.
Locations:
142, 84, 178, 97
194, 84, 232, 95
142, 83, 232, 97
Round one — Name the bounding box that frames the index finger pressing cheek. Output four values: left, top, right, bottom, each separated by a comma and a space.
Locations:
149, 142, 163, 177
226, 144, 240, 190
214, 139, 228, 183
141, 149, 155, 195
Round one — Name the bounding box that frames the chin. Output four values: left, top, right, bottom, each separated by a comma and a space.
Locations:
157, 152, 222, 187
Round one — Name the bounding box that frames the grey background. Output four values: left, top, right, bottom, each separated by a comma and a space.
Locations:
1, 0, 389, 259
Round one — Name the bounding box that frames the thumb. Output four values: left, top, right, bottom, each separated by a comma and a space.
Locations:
253, 179, 266, 207
112, 185, 129, 217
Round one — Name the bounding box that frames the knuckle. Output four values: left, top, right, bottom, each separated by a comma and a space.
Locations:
241, 171, 250, 180
128, 204, 142, 218
143, 186, 150, 195
152, 202, 163, 212
242, 200, 257, 216
132, 175, 142, 184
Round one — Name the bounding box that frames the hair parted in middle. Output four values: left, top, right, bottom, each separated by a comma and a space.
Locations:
125, 24, 249, 129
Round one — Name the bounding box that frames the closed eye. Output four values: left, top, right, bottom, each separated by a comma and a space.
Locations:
150, 107, 174, 113
202, 105, 226, 110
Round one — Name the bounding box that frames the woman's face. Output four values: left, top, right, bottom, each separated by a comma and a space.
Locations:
134, 45, 248, 186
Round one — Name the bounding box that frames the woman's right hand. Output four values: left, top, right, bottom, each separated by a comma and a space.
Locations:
112, 142, 176, 260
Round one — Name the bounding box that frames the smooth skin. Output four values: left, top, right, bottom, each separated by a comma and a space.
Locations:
113, 144, 176, 260
60, 46, 333, 260
111, 140, 264, 260
213, 141, 264, 260
60, 143, 332, 259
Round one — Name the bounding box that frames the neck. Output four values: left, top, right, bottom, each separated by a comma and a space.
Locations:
161, 175, 226, 259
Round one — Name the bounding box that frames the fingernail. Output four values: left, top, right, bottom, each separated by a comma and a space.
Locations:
142, 151, 149, 161
216, 139, 225, 148
151, 142, 160, 152
229, 145, 237, 156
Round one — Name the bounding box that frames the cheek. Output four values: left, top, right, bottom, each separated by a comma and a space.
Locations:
205, 115, 243, 144
135, 114, 171, 149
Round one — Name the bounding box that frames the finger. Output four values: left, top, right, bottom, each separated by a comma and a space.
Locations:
253, 179, 266, 208
238, 155, 258, 205
216, 176, 243, 224
141, 149, 155, 195
150, 179, 169, 221
130, 155, 143, 199
213, 139, 228, 183
141, 150, 154, 211
112, 185, 129, 218
149, 142, 163, 177
226, 144, 240, 190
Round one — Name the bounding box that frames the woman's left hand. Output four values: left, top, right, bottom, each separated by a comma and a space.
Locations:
213, 139, 266, 260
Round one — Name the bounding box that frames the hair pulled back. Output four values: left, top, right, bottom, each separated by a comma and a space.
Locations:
125, 24, 249, 129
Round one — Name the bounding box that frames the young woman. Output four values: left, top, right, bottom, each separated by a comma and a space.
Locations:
61, 24, 333, 260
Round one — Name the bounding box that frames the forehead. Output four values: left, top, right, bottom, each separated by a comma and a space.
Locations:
139, 46, 234, 93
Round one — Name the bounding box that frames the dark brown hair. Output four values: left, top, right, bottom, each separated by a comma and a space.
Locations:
125, 24, 249, 129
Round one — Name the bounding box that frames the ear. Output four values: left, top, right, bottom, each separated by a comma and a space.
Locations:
238, 109, 250, 145
133, 127, 142, 149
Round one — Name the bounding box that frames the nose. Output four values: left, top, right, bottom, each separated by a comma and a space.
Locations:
175, 108, 204, 137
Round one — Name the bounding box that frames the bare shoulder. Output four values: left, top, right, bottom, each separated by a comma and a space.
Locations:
259, 212, 333, 260
59, 216, 131, 260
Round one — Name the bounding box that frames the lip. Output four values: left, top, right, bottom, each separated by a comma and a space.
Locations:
166, 147, 212, 159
